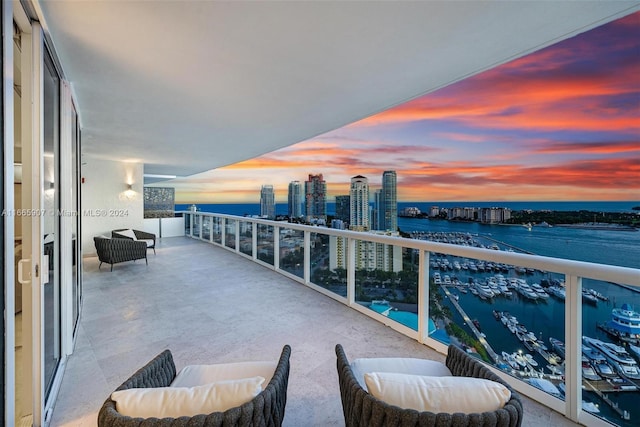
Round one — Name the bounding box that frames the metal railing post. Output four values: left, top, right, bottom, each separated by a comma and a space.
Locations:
418, 250, 429, 343
252, 221, 258, 260
347, 237, 356, 306
235, 220, 240, 252
274, 225, 280, 271
304, 230, 310, 284
565, 274, 583, 422
220, 218, 226, 247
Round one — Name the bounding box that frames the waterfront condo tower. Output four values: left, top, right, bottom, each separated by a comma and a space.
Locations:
350, 175, 369, 231
304, 174, 327, 221
335, 195, 350, 224
260, 185, 276, 219
381, 171, 398, 232
288, 181, 302, 218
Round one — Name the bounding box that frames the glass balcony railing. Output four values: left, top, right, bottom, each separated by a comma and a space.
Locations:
182, 211, 640, 427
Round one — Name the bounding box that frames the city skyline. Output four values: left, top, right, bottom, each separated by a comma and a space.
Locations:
170, 12, 639, 204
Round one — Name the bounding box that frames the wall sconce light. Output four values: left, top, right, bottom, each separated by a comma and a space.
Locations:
126, 183, 133, 191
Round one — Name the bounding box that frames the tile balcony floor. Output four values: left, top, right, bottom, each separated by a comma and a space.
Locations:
51, 237, 580, 427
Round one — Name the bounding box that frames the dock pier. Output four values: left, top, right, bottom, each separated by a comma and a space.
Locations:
442, 286, 500, 362
584, 381, 631, 421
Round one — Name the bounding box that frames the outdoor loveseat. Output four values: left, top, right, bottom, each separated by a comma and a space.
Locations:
98, 345, 291, 427
112, 228, 157, 254
336, 344, 523, 427
94, 236, 148, 271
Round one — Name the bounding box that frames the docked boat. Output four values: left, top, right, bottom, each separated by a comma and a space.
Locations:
605, 304, 640, 344
549, 337, 566, 359
514, 353, 528, 367
533, 340, 548, 352
516, 281, 539, 300
525, 354, 539, 367
548, 286, 566, 300
583, 336, 640, 379
581, 289, 598, 305
630, 344, 640, 361
592, 360, 618, 379
531, 283, 550, 299
546, 364, 564, 375
557, 384, 600, 413
582, 345, 619, 379
475, 283, 495, 298
527, 378, 561, 397
581, 359, 601, 381
525, 331, 538, 342
502, 352, 520, 370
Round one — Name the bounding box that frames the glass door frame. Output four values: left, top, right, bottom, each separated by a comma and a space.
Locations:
2, 1, 14, 425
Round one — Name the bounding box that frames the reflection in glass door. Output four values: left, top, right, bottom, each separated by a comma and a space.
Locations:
42, 47, 60, 399
71, 107, 81, 333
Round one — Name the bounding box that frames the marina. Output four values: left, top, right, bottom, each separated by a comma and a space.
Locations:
411, 224, 640, 427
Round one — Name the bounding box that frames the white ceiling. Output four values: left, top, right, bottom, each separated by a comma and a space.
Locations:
37, 1, 640, 179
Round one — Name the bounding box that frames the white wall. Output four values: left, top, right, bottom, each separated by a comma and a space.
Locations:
81, 156, 144, 256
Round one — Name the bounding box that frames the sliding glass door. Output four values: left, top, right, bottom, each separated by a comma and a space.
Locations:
42, 45, 61, 402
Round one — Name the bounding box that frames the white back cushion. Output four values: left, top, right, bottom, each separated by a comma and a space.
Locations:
364, 372, 511, 414
118, 229, 137, 240
111, 376, 264, 418
351, 357, 451, 390
171, 361, 277, 388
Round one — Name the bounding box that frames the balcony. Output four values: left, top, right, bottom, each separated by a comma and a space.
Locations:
50, 213, 640, 426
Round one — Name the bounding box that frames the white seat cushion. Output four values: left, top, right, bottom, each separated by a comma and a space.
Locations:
111, 376, 265, 418
364, 372, 511, 414
171, 361, 277, 388
351, 357, 452, 390
140, 239, 154, 247
117, 229, 137, 240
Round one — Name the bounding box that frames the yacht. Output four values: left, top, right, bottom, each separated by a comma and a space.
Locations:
582, 344, 616, 379
581, 357, 601, 381
548, 286, 566, 300
549, 337, 565, 359
502, 352, 520, 370
516, 281, 539, 300
527, 378, 561, 398
558, 384, 600, 414
525, 354, 539, 367
530, 283, 550, 299
630, 344, 640, 361
475, 283, 495, 298
514, 353, 528, 367
583, 336, 640, 379
607, 304, 640, 344
581, 289, 598, 305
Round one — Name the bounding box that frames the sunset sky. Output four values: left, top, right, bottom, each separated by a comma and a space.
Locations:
172, 12, 639, 204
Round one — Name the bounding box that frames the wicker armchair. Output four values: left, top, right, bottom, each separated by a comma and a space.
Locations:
94, 237, 148, 271
336, 344, 523, 427
98, 345, 291, 427
112, 228, 157, 254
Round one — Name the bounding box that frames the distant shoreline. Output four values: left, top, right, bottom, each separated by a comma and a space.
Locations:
556, 223, 637, 231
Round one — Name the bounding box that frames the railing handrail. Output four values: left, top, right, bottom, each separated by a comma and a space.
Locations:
180, 210, 640, 286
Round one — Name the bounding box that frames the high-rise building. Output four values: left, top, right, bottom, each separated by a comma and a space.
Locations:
335, 195, 350, 223
373, 189, 383, 231
288, 181, 302, 218
304, 174, 327, 221
260, 185, 275, 219
381, 171, 397, 232
350, 175, 369, 231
